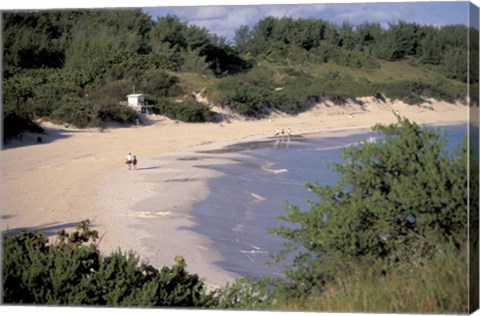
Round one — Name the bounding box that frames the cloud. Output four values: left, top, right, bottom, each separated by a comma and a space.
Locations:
335, 7, 408, 24
254, 4, 329, 20
174, 6, 230, 20
171, 5, 264, 40
146, 2, 470, 41
169, 4, 333, 40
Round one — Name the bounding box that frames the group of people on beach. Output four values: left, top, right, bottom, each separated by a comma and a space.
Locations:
274, 128, 292, 142
125, 153, 138, 170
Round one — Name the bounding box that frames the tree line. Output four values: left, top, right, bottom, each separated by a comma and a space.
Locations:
234, 16, 476, 81
2, 9, 478, 141
3, 10, 249, 78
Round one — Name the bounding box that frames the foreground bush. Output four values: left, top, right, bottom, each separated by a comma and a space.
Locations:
268, 116, 471, 312
2, 220, 215, 307
276, 242, 469, 313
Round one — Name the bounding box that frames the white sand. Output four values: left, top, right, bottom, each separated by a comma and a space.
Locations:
1, 97, 469, 288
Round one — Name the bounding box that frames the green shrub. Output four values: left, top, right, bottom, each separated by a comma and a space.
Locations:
309, 44, 379, 69
48, 90, 137, 128
2, 220, 215, 307
214, 278, 275, 310
378, 79, 462, 104
96, 103, 138, 124
154, 98, 215, 122
139, 70, 183, 98
212, 77, 270, 117
3, 69, 82, 119
49, 96, 96, 128
270, 87, 311, 114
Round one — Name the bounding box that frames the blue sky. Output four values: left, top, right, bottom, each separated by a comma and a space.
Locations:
144, 1, 474, 42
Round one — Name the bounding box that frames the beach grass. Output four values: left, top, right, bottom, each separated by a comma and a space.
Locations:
257, 59, 461, 86
275, 243, 469, 313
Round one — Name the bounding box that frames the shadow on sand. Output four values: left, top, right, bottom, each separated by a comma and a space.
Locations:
134, 166, 162, 171
2, 221, 94, 238
3, 120, 144, 150
2, 127, 79, 150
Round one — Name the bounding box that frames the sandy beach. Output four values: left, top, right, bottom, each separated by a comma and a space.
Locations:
1, 97, 469, 289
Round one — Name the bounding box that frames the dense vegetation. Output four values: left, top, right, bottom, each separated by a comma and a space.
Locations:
3, 118, 476, 312
2, 10, 248, 140
3, 9, 478, 141
2, 220, 217, 306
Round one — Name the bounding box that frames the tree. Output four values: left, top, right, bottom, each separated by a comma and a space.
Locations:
437, 25, 468, 52
443, 47, 468, 82
272, 116, 468, 293
199, 42, 251, 75
234, 25, 253, 53
2, 11, 83, 73
63, 10, 151, 88
338, 21, 356, 50
354, 21, 383, 56
418, 26, 443, 65
289, 18, 324, 50
378, 21, 420, 61
184, 24, 211, 51
253, 16, 278, 40
150, 15, 187, 49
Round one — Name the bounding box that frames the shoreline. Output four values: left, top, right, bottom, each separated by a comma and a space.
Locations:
96, 119, 467, 289
99, 145, 250, 288
1, 99, 469, 289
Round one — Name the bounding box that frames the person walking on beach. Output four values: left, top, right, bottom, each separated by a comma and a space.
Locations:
274, 128, 280, 141
133, 155, 138, 169
287, 128, 291, 141
126, 153, 133, 170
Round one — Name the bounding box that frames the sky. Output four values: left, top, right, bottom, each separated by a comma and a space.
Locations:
144, 1, 475, 41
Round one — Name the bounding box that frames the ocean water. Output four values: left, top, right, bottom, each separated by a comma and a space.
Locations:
188, 124, 468, 280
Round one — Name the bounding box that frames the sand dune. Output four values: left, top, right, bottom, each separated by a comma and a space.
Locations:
1, 97, 469, 288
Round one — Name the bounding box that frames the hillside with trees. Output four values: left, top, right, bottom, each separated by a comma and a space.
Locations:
2, 9, 478, 142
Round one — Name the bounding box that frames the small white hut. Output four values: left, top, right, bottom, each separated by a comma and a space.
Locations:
125, 94, 153, 114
